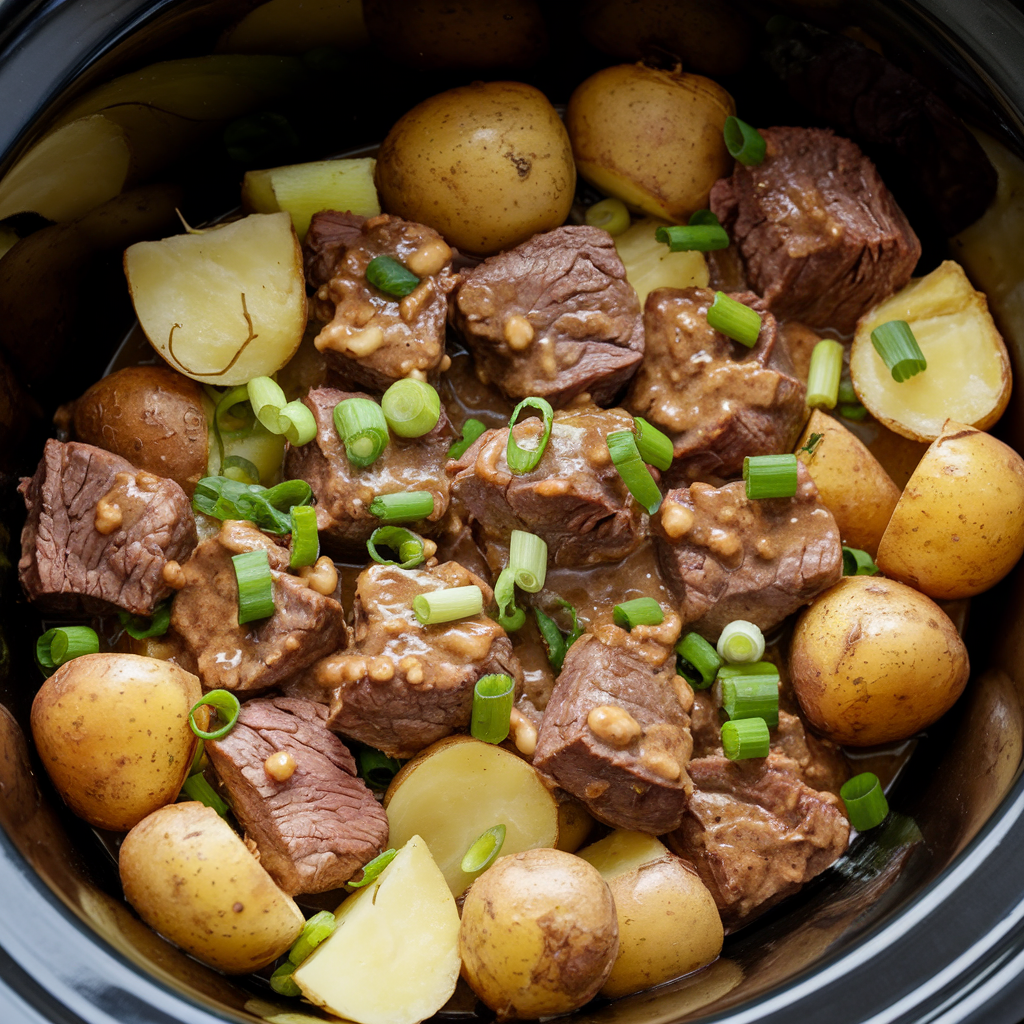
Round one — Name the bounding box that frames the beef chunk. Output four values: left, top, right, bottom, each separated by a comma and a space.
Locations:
306, 212, 459, 392
170, 520, 347, 694
206, 697, 388, 895
450, 226, 643, 407
654, 464, 842, 637
533, 629, 694, 833
624, 287, 806, 483
283, 386, 453, 555
448, 404, 646, 569
18, 440, 196, 615
312, 561, 522, 758
667, 754, 850, 928
711, 127, 920, 334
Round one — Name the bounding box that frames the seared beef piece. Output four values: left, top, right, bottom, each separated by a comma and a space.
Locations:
667, 753, 850, 929
18, 440, 196, 616
654, 464, 842, 637
450, 226, 643, 407
533, 629, 694, 834
312, 561, 522, 759
448, 404, 647, 570
206, 697, 388, 895
284, 386, 454, 556
624, 287, 806, 483
711, 127, 920, 334
305, 212, 459, 392
170, 520, 346, 694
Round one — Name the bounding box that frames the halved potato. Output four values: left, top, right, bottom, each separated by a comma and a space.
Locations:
219, 0, 368, 53
850, 260, 1011, 441
614, 218, 709, 306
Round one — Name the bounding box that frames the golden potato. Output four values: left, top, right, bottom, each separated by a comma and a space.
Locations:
119, 802, 304, 973
614, 217, 709, 306
566, 64, 735, 223
375, 81, 575, 255
876, 420, 1024, 599
789, 576, 969, 746
459, 848, 618, 1019
31, 653, 201, 831
577, 830, 723, 998
555, 798, 595, 854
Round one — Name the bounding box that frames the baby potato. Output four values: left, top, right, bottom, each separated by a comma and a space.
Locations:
31, 653, 201, 831
459, 848, 618, 1019
614, 217, 709, 306
789, 576, 969, 746
119, 802, 304, 973
877, 420, 1024, 599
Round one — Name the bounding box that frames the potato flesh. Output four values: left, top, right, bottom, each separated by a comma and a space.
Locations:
218, 0, 368, 54
614, 218, 709, 306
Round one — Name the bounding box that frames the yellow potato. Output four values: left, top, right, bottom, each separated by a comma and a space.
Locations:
577, 830, 723, 998
556, 798, 596, 854
119, 802, 304, 973
30, 653, 201, 832
374, 81, 575, 255
566, 63, 735, 224
877, 420, 1024, 598
851, 261, 1012, 442
218, 0, 368, 54
614, 218, 709, 306
789, 576, 970, 746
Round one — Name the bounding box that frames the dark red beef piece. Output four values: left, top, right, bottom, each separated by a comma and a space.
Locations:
450, 226, 644, 407
206, 697, 388, 895
283, 386, 454, 556
623, 287, 806, 484
18, 440, 196, 616
169, 520, 347, 694
711, 127, 921, 334
305, 211, 459, 392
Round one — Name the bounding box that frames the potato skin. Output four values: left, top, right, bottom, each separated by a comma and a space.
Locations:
789, 576, 969, 746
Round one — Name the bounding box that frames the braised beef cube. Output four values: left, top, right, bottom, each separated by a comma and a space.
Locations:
653, 464, 842, 637
624, 287, 806, 484
284, 386, 453, 555
450, 226, 644, 407
306, 212, 459, 392
169, 520, 347, 694
312, 561, 523, 759
533, 630, 694, 834
18, 440, 197, 616
448, 404, 646, 570
710, 127, 921, 334
667, 754, 850, 929
206, 697, 389, 895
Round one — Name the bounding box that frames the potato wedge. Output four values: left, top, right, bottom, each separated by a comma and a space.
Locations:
614, 218, 709, 306
850, 260, 1011, 441
219, 0, 368, 53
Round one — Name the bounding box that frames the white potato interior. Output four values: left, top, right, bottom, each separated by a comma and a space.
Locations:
576, 829, 669, 878
614, 218, 709, 307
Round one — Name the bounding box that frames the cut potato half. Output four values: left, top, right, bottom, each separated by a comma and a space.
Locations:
124, 211, 306, 386
218, 0, 368, 54
614, 218, 708, 307
850, 260, 1011, 441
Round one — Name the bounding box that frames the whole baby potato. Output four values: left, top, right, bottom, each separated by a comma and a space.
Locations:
374, 81, 575, 255
789, 576, 969, 746
459, 848, 618, 1019
31, 653, 202, 831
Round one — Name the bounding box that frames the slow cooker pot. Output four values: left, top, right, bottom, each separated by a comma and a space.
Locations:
2, 1, 1024, 1021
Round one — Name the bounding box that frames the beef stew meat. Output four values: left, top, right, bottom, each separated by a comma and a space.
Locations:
624, 287, 806, 484
19, 440, 197, 616
711, 126, 921, 334
305, 211, 459, 392
312, 561, 523, 759
205, 696, 388, 896
169, 520, 347, 694
450, 226, 644, 407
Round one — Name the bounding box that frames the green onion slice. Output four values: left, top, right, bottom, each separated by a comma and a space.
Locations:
839, 403, 868, 421
412, 585, 483, 625
349, 847, 398, 888
613, 596, 664, 631
232, 549, 276, 625
509, 530, 548, 593
221, 455, 261, 485
289, 504, 320, 569
333, 397, 389, 468
471, 674, 515, 744
607, 430, 662, 514
506, 397, 554, 474
36, 626, 99, 671
213, 386, 256, 471
247, 376, 288, 434
632, 417, 673, 472
357, 746, 402, 789
270, 961, 300, 998
381, 379, 441, 438
366, 254, 420, 298
189, 689, 242, 741
724, 116, 767, 165
688, 209, 722, 228
721, 717, 771, 760
180, 773, 230, 819
798, 433, 823, 456
743, 453, 798, 500
448, 418, 487, 459
706, 291, 763, 347
870, 320, 927, 383
193, 475, 313, 534
584, 197, 630, 236
717, 619, 766, 663
838, 380, 858, 404
655, 223, 730, 252
675, 632, 722, 689
843, 547, 880, 576
840, 772, 889, 831
717, 660, 780, 681
721, 674, 780, 728
806, 339, 844, 409
118, 602, 172, 640
494, 566, 526, 633
288, 911, 337, 966
369, 490, 434, 523
188, 739, 206, 777
461, 824, 507, 874
279, 400, 317, 446
534, 609, 567, 673
367, 525, 426, 569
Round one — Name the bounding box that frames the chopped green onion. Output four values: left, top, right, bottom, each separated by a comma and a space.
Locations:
509, 530, 548, 592
288, 911, 337, 966
839, 403, 868, 421
333, 397, 389, 468
193, 475, 313, 534
506, 397, 554, 474
841, 772, 889, 830
743, 453, 798, 500
535, 609, 567, 672
655, 224, 729, 252
585, 197, 630, 236
412, 585, 484, 625
188, 739, 206, 776
675, 632, 722, 689
180, 773, 230, 819
189, 689, 242, 741
838, 380, 858, 404
806, 339, 844, 409
607, 431, 662, 514
721, 717, 770, 760
279, 400, 317, 446
798, 433, 823, 456
721, 673, 780, 728
289, 504, 320, 569
448, 418, 487, 459
717, 660, 779, 681
870, 320, 927, 383
706, 291, 763, 347
367, 525, 426, 569
357, 746, 402, 789
214, 385, 256, 447
613, 597, 664, 630
494, 567, 526, 632
232, 549, 275, 624
461, 824, 507, 874
118, 602, 172, 640
36, 626, 99, 671
717, 620, 766, 663
688, 209, 722, 227
381, 379, 441, 438
247, 376, 288, 434
723, 116, 767, 165
270, 961, 300, 998
221, 455, 261, 485
369, 490, 435, 522
843, 547, 880, 576
366, 254, 420, 298
632, 417, 673, 471
471, 674, 515, 744
349, 847, 398, 888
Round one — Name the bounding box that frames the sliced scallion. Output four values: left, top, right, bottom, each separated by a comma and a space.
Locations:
279, 400, 317, 446
232, 549, 275, 624
270, 961, 300, 997
118, 602, 172, 640
633, 417, 673, 472
412, 585, 483, 625
471, 674, 515, 744
743, 453, 798, 500
247, 376, 288, 434
585, 197, 630, 236
839, 403, 868, 421
535, 609, 567, 672
221, 455, 261, 485
349, 847, 398, 888
188, 689, 241, 741
607, 430, 662, 514
717, 661, 780, 681
870, 320, 927, 383
675, 632, 722, 689
613, 597, 664, 631
36, 626, 99, 671
461, 824, 507, 874
369, 490, 435, 522
288, 504, 320, 569
806, 339, 844, 409
717, 619, 766, 663
706, 291, 762, 347
448, 418, 487, 460
288, 911, 337, 966
366, 254, 420, 298
843, 547, 880, 576
494, 567, 525, 632
180, 773, 230, 819
655, 223, 729, 252
333, 397, 389, 468
367, 525, 426, 569
506, 397, 554, 474
688, 209, 722, 227
721, 717, 770, 760
357, 746, 402, 789
840, 772, 889, 831
721, 674, 780, 728
381, 379, 441, 438
724, 116, 767, 165
509, 530, 547, 592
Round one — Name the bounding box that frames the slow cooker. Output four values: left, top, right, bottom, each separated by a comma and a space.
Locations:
2, 0, 1024, 1021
